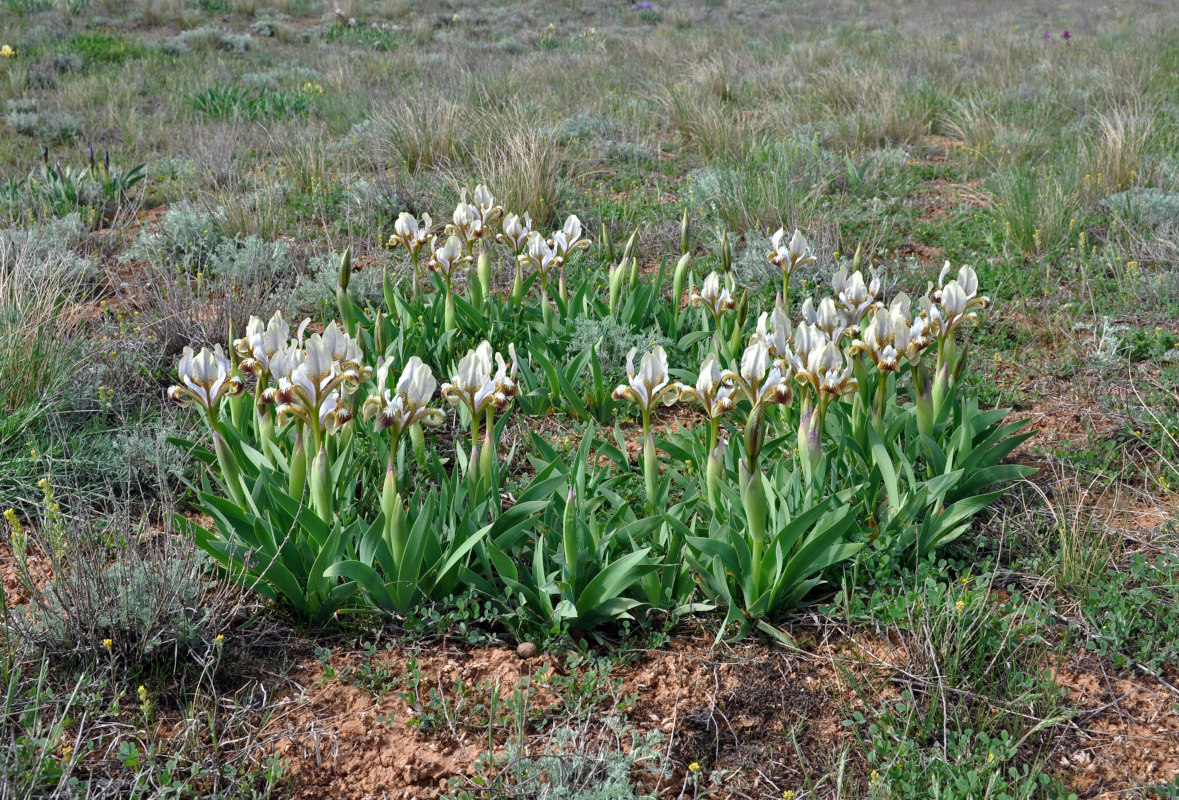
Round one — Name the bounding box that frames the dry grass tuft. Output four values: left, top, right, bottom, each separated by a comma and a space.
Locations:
1081, 111, 1152, 203
688, 138, 833, 234
942, 97, 1004, 155
815, 61, 936, 148
0, 241, 82, 449
691, 52, 745, 102
213, 173, 288, 241
661, 87, 750, 160
988, 164, 1080, 259
137, 0, 189, 27
465, 107, 572, 227
377, 98, 469, 174
1020, 464, 1121, 593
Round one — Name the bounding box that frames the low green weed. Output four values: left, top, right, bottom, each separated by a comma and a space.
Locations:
839, 560, 1071, 799
325, 22, 407, 51
65, 33, 145, 67
191, 86, 309, 123
1079, 549, 1179, 671
849, 712, 1076, 800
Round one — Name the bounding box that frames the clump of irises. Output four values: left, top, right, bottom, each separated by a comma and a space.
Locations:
168, 191, 999, 634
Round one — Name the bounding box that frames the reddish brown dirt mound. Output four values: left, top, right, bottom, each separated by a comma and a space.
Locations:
270, 646, 561, 799
1056, 659, 1179, 797
260, 636, 1179, 799
1, 541, 53, 606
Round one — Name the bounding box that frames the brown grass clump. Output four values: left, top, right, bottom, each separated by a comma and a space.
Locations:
378, 98, 470, 175
1081, 111, 1152, 204
476, 117, 570, 227
0, 240, 82, 447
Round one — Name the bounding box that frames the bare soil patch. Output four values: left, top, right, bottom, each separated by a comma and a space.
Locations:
255, 630, 1177, 798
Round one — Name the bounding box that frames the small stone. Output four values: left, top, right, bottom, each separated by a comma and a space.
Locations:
516, 641, 537, 659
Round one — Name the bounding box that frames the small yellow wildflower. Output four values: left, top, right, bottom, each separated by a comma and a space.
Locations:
102, 638, 113, 651
137, 685, 148, 704
783, 791, 796, 800
688, 762, 701, 774
215, 634, 225, 645
0, 45, 15, 59
987, 751, 995, 762
955, 599, 965, 612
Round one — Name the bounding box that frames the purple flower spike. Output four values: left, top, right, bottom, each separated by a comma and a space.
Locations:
1062, 30, 1070, 39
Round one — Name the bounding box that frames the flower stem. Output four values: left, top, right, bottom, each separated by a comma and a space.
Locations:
540, 281, 552, 334
411, 251, 421, 303
643, 432, 657, 515
443, 278, 456, 332
740, 457, 766, 585
512, 261, 524, 306
481, 408, 495, 500
211, 429, 247, 508
874, 370, 889, 424
380, 456, 404, 562
706, 417, 721, 510
309, 445, 332, 521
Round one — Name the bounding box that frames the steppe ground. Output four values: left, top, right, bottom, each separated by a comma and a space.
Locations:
1, 0, 1178, 797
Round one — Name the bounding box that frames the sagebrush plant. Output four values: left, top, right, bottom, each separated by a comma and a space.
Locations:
566, 317, 670, 378
4, 101, 82, 144
453, 714, 667, 800
0, 213, 90, 282
0, 462, 245, 668
15, 536, 237, 672
122, 200, 226, 273
0, 507, 284, 800
1102, 187, 1179, 228
128, 225, 304, 364
164, 182, 1029, 638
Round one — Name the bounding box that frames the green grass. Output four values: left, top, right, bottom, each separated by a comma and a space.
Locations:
190, 85, 311, 122
65, 32, 146, 67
